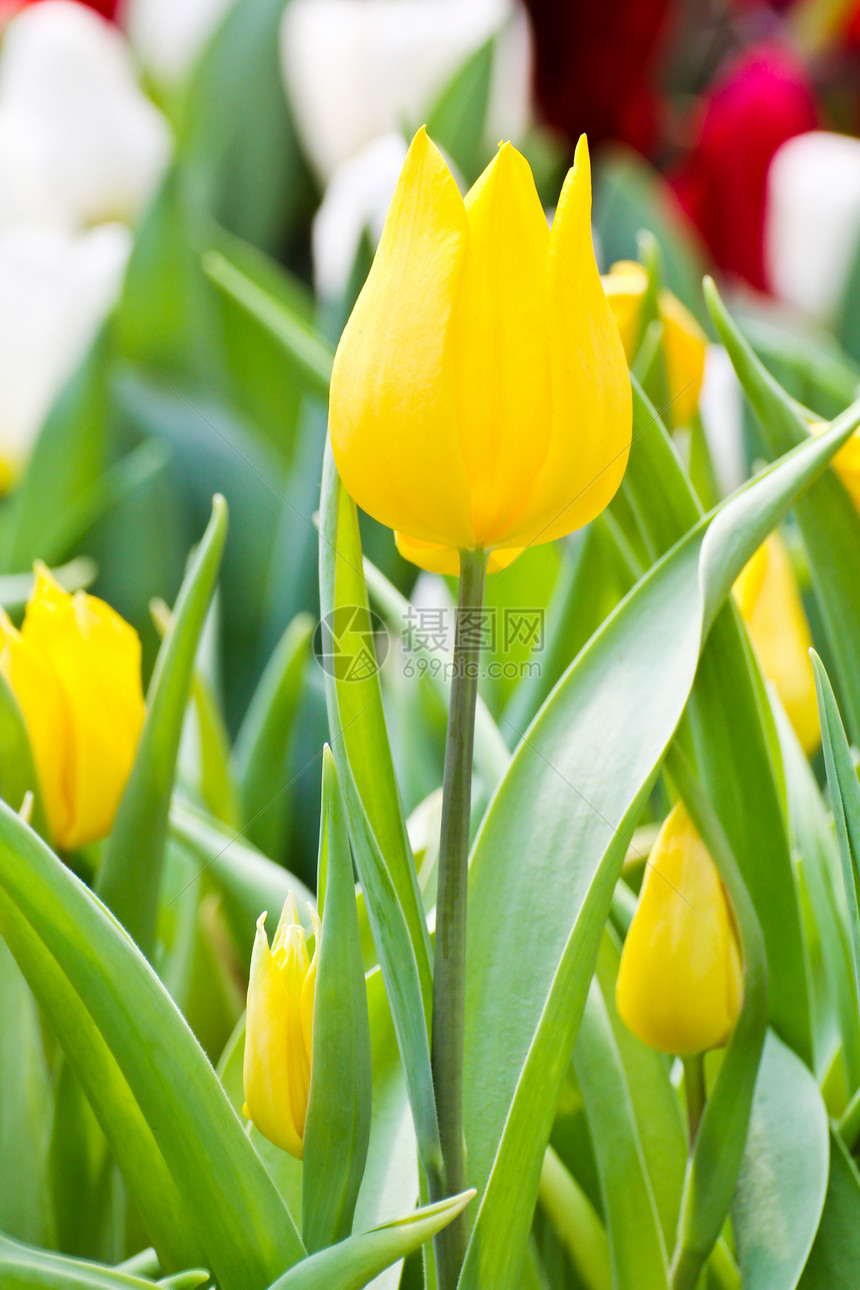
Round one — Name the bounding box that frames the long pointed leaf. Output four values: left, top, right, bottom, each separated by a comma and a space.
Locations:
97, 496, 228, 953
0, 804, 304, 1289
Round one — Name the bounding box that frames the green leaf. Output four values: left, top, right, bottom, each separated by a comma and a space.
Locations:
169, 801, 313, 963
811, 651, 860, 1011
97, 496, 228, 955
0, 936, 52, 1245
617, 377, 812, 1061
0, 1233, 207, 1290
303, 749, 372, 1251
203, 250, 333, 398
732, 1030, 829, 1289
573, 981, 670, 1289
706, 276, 860, 743
0, 670, 48, 839
424, 37, 494, 181
318, 442, 440, 1187
457, 414, 855, 1290
537, 1148, 611, 1290
233, 613, 313, 856
799, 1130, 860, 1286
0, 802, 304, 1289
268, 1193, 476, 1290
593, 932, 687, 1246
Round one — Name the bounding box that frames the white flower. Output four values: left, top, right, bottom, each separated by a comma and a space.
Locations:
312, 132, 408, 300
0, 1, 171, 230
766, 131, 860, 323
0, 224, 131, 478
121, 0, 235, 87
699, 345, 746, 495
280, 0, 532, 182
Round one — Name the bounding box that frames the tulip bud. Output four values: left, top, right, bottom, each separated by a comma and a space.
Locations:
602, 260, 707, 427
0, 563, 145, 849
616, 803, 743, 1056
243, 894, 319, 1159
733, 532, 819, 756
766, 131, 860, 323
329, 129, 631, 575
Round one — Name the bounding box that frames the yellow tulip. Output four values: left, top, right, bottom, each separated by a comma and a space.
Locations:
616, 803, 743, 1056
602, 260, 706, 428
243, 894, 319, 1159
733, 532, 819, 755
812, 422, 860, 512
0, 563, 145, 850
329, 129, 632, 576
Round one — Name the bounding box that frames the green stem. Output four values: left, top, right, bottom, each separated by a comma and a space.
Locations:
431, 547, 487, 1290
683, 1054, 706, 1146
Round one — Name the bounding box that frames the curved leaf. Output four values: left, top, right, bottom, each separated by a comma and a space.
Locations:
233, 613, 313, 856
269, 1193, 475, 1290
0, 1233, 206, 1290
0, 803, 303, 1289
733, 1031, 829, 1290
799, 1130, 860, 1286
97, 496, 228, 955
302, 750, 372, 1251
457, 414, 856, 1290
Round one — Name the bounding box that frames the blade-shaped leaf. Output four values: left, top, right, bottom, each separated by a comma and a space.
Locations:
97, 496, 228, 954
269, 1193, 475, 1290
0, 803, 304, 1289
457, 414, 855, 1290
0, 1233, 207, 1290
303, 749, 372, 1251
319, 442, 440, 1187
732, 1030, 829, 1290
233, 613, 313, 857
572, 980, 669, 1288
798, 1130, 860, 1286
706, 277, 860, 743
812, 651, 860, 1005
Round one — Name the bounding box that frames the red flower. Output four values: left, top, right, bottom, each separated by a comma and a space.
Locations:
521, 0, 675, 153
10, 0, 118, 19
672, 43, 819, 290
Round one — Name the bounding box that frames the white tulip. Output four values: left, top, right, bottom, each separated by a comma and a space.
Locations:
312, 132, 408, 300
766, 131, 860, 323
0, 1, 170, 230
699, 345, 746, 496
280, 0, 532, 182
121, 0, 235, 87
0, 224, 131, 479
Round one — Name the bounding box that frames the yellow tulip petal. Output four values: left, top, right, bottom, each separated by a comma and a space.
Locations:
21, 571, 145, 849
0, 607, 73, 843
660, 290, 707, 427
329, 128, 474, 549
829, 426, 860, 512
734, 532, 819, 756
616, 803, 744, 1056
394, 532, 521, 574
243, 914, 304, 1158
452, 142, 552, 546
512, 137, 632, 548
601, 261, 646, 357
301, 907, 321, 1061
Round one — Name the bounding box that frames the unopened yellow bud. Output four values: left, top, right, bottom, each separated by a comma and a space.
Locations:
616, 804, 743, 1056
602, 261, 707, 428
733, 532, 819, 755
0, 562, 144, 849
243, 894, 319, 1159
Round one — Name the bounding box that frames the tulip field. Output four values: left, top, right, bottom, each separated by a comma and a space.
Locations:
3, 2, 860, 1289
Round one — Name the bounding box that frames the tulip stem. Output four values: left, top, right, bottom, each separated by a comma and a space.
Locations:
431, 546, 488, 1290
683, 1054, 706, 1145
